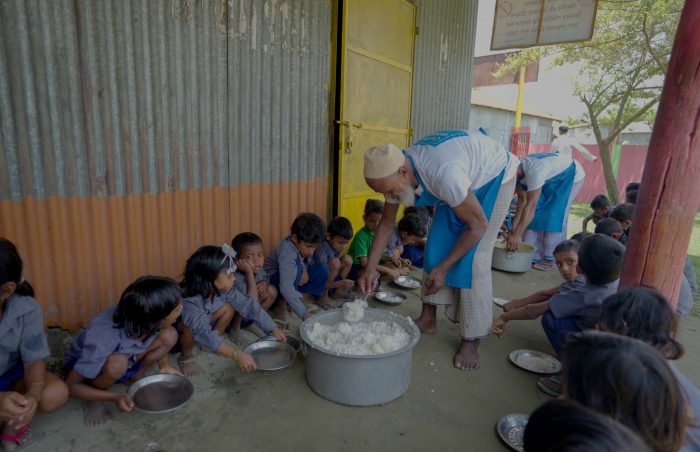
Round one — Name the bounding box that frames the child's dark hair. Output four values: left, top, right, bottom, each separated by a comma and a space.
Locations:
590, 194, 611, 210
0, 238, 35, 298
181, 246, 230, 299
553, 240, 579, 255
561, 331, 688, 452
291, 213, 326, 244
626, 182, 640, 193
578, 234, 625, 284
610, 203, 634, 223
327, 217, 354, 240
364, 199, 384, 216
231, 232, 263, 255
599, 287, 683, 360
569, 232, 592, 243
625, 189, 638, 204
113, 276, 181, 339
594, 218, 624, 237
398, 213, 428, 237
524, 399, 651, 452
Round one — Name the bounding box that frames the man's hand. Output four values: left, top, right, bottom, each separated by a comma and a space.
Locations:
358, 269, 379, 295
424, 266, 447, 295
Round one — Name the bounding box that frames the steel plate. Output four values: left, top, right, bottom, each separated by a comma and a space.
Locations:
508, 349, 561, 374
496, 414, 529, 451
243, 340, 296, 371
127, 374, 194, 414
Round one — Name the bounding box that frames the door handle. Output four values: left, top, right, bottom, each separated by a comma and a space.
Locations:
336, 121, 362, 154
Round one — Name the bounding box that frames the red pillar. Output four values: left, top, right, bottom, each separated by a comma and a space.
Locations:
619, 0, 700, 308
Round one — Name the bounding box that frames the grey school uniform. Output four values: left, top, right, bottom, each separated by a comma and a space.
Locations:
264, 238, 308, 318
671, 364, 700, 451
0, 295, 50, 375
234, 269, 269, 295
558, 275, 586, 293
548, 279, 619, 330
678, 257, 698, 317
181, 288, 276, 352
314, 240, 340, 265
64, 306, 156, 379
384, 227, 402, 257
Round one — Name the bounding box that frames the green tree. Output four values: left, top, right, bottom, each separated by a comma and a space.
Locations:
496, 0, 681, 203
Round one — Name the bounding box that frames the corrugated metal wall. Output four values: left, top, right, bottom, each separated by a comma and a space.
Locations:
0, 0, 331, 328
410, 0, 477, 142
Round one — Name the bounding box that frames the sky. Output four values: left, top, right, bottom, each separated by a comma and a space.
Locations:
473, 0, 588, 120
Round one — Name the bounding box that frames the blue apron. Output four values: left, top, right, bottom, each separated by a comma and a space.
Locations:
521, 153, 576, 233
405, 140, 508, 289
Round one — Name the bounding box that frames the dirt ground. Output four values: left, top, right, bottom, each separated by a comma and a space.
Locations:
32, 266, 700, 452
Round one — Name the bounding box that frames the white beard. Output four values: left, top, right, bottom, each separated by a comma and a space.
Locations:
398, 185, 415, 206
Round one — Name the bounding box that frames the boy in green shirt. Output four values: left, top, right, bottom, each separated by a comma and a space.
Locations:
348, 199, 407, 283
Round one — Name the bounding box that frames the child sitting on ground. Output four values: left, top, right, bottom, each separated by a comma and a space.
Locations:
609, 202, 634, 245
523, 399, 651, 452
0, 239, 68, 448
64, 276, 182, 426
492, 240, 584, 330
560, 331, 688, 452
178, 245, 284, 376
313, 217, 355, 307
598, 287, 700, 450
581, 194, 611, 233
230, 232, 278, 335
492, 234, 624, 357
348, 199, 408, 282
264, 213, 330, 319
594, 217, 624, 241
396, 212, 428, 268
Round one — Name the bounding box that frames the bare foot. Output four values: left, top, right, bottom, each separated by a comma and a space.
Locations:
454, 339, 480, 370
315, 295, 335, 310
414, 304, 437, 333
178, 356, 203, 377
414, 315, 437, 333
84, 401, 112, 426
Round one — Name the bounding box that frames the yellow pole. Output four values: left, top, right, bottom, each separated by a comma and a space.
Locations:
514, 66, 526, 128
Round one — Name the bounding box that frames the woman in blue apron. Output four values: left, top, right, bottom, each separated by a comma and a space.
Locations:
507, 153, 585, 270
359, 131, 519, 370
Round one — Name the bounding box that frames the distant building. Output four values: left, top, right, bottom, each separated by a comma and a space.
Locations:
470, 89, 562, 149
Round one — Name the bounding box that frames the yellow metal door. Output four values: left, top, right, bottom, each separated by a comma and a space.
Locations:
337, 0, 416, 233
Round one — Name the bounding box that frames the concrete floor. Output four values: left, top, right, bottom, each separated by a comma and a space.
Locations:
33, 267, 700, 452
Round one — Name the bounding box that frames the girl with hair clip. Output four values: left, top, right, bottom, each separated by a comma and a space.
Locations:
177, 245, 285, 377
0, 238, 68, 450
64, 276, 183, 426
598, 287, 700, 451
561, 330, 689, 452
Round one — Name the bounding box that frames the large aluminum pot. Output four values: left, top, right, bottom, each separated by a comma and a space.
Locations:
299, 308, 420, 406
492, 242, 536, 273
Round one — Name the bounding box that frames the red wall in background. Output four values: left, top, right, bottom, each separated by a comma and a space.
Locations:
528, 144, 649, 203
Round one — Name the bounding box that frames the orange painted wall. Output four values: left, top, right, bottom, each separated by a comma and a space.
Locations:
0, 179, 327, 330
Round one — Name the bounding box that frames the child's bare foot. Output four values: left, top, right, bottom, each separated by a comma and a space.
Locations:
454, 339, 480, 370
315, 295, 335, 310
178, 356, 203, 377
84, 401, 112, 426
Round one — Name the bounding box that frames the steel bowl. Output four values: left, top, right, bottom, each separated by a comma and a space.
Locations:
374, 290, 408, 306
496, 414, 529, 451
392, 275, 422, 290
127, 374, 194, 414
243, 340, 296, 371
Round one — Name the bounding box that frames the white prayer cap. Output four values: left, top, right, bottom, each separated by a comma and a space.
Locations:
363, 143, 404, 179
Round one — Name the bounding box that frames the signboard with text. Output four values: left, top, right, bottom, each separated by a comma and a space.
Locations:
490, 0, 598, 51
